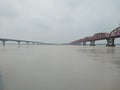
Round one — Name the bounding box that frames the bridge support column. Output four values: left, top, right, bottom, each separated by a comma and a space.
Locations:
83, 42, 86, 46
27, 42, 29, 45
2, 41, 5, 46
26, 42, 29, 48
32, 42, 35, 45
106, 38, 115, 47
17, 41, 20, 47
90, 41, 95, 46
36, 42, 39, 45
77, 43, 81, 45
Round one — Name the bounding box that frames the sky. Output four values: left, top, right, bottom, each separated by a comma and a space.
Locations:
0, 0, 120, 43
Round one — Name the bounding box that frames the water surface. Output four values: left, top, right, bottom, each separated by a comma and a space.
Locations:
0, 45, 120, 90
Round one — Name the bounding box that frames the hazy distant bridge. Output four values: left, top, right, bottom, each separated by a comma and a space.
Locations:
0, 38, 45, 46
70, 26, 120, 46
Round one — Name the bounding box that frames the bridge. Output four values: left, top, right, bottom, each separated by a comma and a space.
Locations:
70, 26, 120, 46
0, 38, 42, 46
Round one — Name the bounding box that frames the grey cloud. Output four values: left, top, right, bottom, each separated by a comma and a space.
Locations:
54, 17, 74, 23
0, 1, 19, 17
0, 0, 120, 43
30, 17, 52, 29
0, 10, 17, 17
33, 21, 52, 30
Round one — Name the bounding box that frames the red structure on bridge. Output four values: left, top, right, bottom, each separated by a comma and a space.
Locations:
70, 26, 120, 46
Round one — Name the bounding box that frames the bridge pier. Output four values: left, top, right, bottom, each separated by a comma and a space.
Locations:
27, 41, 29, 45
17, 41, 20, 47
79, 43, 81, 45
37, 42, 39, 45
2, 41, 6, 46
18, 41, 20, 45
32, 42, 35, 45
90, 41, 95, 46
106, 38, 115, 47
83, 42, 86, 46
76, 43, 81, 45
26, 41, 29, 48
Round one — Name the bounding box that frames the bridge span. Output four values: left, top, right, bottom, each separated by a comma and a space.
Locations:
70, 26, 120, 46
0, 38, 42, 46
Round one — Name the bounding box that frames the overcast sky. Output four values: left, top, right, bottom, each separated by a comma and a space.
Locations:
0, 0, 120, 43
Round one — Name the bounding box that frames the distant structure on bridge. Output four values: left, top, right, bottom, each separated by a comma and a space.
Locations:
70, 26, 120, 46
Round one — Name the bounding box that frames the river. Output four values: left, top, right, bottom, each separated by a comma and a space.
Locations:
0, 45, 120, 90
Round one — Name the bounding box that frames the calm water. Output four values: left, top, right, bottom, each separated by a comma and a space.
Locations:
0, 45, 120, 90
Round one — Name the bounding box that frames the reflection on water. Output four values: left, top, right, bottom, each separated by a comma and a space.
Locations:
0, 45, 120, 90
79, 46, 120, 67
106, 47, 115, 54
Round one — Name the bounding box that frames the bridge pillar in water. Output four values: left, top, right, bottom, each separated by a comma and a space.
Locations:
79, 43, 81, 45
37, 42, 39, 45
17, 41, 20, 47
32, 42, 35, 45
27, 41, 29, 46
106, 38, 115, 46
83, 42, 86, 46
2, 41, 5, 46
90, 41, 95, 46
18, 41, 20, 46
77, 43, 81, 45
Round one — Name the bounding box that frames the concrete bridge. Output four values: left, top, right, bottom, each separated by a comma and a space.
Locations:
0, 38, 42, 46
70, 26, 120, 46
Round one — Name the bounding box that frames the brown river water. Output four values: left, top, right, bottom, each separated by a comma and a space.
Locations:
0, 45, 120, 90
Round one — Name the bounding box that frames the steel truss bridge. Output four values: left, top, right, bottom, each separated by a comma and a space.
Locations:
70, 26, 120, 46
